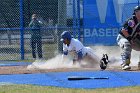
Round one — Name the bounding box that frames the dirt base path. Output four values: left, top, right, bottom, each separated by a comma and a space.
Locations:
0, 65, 139, 75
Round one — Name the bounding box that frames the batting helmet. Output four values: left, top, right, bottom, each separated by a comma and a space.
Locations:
60, 31, 72, 41
134, 6, 140, 12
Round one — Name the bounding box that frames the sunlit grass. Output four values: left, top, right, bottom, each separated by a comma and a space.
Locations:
0, 85, 140, 93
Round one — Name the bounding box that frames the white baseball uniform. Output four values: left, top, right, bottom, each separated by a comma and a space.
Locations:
62, 38, 99, 63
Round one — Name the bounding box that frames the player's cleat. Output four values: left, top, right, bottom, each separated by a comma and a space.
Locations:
121, 59, 131, 70
100, 54, 109, 70
121, 64, 131, 70
100, 61, 107, 70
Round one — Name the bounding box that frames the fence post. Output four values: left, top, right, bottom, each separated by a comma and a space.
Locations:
73, 0, 76, 38
20, 0, 24, 60
77, 0, 80, 40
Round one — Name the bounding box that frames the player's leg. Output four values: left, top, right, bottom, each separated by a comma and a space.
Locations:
37, 38, 43, 59
84, 47, 100, 64
117, 34, 132, 70
31, 39, 36, 59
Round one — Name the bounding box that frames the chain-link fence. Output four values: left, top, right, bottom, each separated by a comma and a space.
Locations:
1, 0, 139, 61
0, 0, 81, 60
122, 2, 139, 24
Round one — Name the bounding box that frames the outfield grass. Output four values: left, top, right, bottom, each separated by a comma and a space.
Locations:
0, 85, 140, 93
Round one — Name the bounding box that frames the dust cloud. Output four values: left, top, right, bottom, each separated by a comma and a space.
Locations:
27, 55, 81, 70
92, 46, 140, 66
27, 46, 140, 70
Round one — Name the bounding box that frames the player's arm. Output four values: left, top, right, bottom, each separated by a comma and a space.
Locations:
61, 44, 68, 63
121, 27, 129, 37
62, 43, 68, 55
38, 20, 44, 27
121, 19, 134, 41
29, 20, 34, 27
121, 29, 132, 41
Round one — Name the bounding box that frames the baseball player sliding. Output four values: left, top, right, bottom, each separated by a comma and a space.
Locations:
60, 31, 108, 69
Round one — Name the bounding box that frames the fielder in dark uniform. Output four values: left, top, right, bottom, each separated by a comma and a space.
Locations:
29, 14, 43, 59
117, 6, 140, 70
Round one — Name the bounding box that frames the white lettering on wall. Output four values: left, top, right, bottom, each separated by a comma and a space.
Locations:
84, 28, 119, 37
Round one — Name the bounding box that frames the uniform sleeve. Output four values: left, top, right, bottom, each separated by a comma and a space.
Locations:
38, 20, 44, 27
122, 18, 134, 31
122, 20, 129, 30
39, 21, 43, 25
29, 20, 33, 27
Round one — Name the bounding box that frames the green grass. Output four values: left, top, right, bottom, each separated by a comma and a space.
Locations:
0, 85, 140, 93
0, 43, 58, 61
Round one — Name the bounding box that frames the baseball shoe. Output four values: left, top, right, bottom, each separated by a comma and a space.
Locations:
100, 54, 109, 70
121, 64, 131, 70
100, 60, 107, 70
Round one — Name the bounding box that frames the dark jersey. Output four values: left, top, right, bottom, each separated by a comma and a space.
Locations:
120, 15, 138, 38
29, 19, 42, 38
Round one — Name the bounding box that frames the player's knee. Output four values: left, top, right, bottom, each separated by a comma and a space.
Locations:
123, 42, 132, 52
